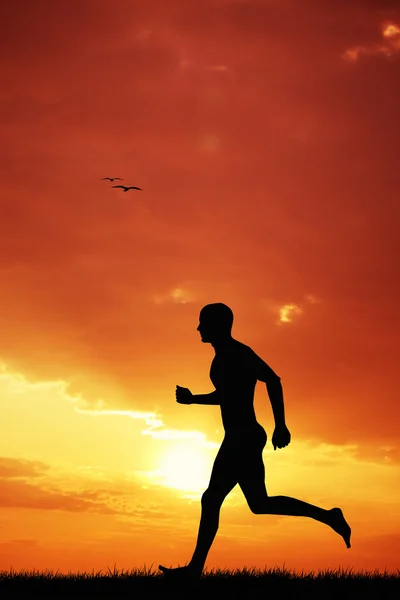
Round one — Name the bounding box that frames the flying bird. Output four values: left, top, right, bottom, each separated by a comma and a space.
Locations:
112, 185, 142, 192
101, 177, 124, 182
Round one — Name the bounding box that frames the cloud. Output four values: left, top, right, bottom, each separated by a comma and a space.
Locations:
199, 133, 221, 153
342, 21, 400, 61
0, 455, 177, 518
303, 292, 320, 303
0, 478, 117, 514
178, 58, 234, 78
263, 293, 320, 325
75, 405, 219, 448
383, 22, 400, 40
352, 443, 400, 465
151, 286, 197, 305
206, 64, 232, 75
0, 361, 105, 413
6, 538, 39, 547
278, 303, 303, 324
0, 458, 49, 479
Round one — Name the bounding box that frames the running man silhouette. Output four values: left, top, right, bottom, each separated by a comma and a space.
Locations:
159, 303, 351, 579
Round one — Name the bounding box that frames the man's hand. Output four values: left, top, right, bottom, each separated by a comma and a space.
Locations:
272, 423, 291, 451
175, 385, 193, 405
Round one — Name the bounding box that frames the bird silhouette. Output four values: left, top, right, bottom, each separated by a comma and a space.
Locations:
112, 185, 142, 192
101, 177, 124, 182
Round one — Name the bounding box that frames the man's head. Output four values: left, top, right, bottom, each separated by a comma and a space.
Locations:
197, 303, 234, 344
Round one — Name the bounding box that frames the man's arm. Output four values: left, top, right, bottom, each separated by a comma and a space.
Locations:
191, 390, 220, 405
251, 351, 286, 426
176, 386, 220, 405
249, 349, 291, 449
266, 377, 286, 426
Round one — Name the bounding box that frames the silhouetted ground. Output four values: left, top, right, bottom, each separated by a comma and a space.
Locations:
0, 566, 399, 599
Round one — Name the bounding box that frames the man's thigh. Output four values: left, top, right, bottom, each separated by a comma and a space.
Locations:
207, 440, 239, 493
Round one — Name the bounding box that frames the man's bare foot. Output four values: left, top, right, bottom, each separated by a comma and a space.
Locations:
328, 507, 351, 548
158, 564, 202, 579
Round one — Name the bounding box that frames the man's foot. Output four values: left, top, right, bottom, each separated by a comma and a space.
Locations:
158, 564, 202, 579
328, 507, 351, 548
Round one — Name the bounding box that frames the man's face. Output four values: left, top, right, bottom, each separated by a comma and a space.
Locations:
197, 313, 214, 343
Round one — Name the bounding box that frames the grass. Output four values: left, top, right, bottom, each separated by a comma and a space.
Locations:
0, 565, 399, 599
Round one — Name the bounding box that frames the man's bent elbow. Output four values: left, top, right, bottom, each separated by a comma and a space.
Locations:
266, 375, 282, 390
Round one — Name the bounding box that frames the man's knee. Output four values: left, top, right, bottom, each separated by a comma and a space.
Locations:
247, 494, 269, 514
248, 502, 264, 514
201, 487, 224, 508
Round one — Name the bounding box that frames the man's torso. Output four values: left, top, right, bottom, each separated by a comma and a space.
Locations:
210, 340, 259, 430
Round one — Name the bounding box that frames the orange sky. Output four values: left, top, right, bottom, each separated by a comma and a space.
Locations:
0, 0, 399, 574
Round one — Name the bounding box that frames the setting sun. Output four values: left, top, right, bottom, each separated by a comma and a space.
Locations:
157, 443, 212, 492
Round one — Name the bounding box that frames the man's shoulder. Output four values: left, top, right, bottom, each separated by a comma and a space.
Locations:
234, 342, 274, 370
234, 340, 257, 354
232, 341, 259, 363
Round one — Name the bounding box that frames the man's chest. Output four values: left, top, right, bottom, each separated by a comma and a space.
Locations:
209, 353, 254, 387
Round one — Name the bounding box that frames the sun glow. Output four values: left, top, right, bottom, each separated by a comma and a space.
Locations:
157, 443, 212, 491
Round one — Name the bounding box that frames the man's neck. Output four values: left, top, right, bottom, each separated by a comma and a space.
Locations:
212, 336, 235, 352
